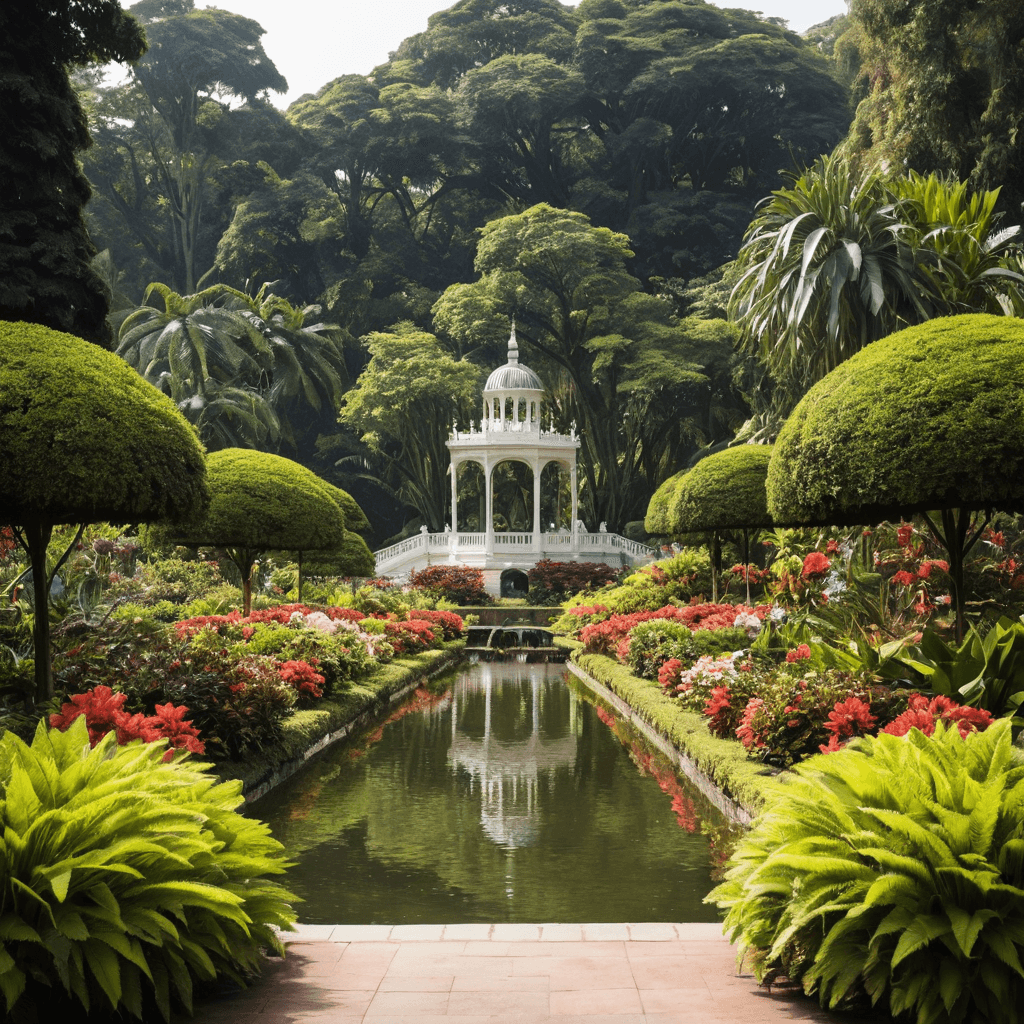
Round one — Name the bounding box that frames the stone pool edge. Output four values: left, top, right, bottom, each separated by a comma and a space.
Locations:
283, 921, 725, 942
567, 652, 784, 825
234, 644, 465, 803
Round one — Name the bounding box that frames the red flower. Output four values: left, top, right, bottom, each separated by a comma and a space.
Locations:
735, 697, 766, 749
801, 552, 831, 580
785, 643, 812, 663
825, 696, 876, 739
826, 539, 840, 555
892, 570, 917, 587
896, 524, 914, 548
819, 734, 847, 754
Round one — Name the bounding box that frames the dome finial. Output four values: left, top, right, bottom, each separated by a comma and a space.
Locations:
508, 318, 519, 366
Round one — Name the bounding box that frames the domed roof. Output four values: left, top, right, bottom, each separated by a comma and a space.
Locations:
484, 325, 544, 393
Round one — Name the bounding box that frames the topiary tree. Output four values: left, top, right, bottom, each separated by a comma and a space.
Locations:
0, 322, 208, 701
668, 445, 774, 602
644, 469, 688, 537
163, 449, 347, 615
302, 532, 376, 580
767, 313, 1024, 640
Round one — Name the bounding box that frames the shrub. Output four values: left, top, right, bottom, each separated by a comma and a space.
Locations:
0, 716, 294, 1021
408, 608, 464, 640
49, 684, 204, 756
708, 720, 1024, 1023
527, 560, 620, 603
625, 620, 750, 679
410, 565, 489, 604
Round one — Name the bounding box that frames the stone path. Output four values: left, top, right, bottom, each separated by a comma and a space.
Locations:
189, 923, 893, 1023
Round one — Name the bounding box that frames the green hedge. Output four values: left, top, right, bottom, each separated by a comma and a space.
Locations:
0, 321, 207, 524
573, 651, 782, 814
669, 444, 773, 534
767, 313, 1024, 525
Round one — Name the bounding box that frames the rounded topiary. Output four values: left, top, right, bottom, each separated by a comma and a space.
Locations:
767, 314, 1024, 526
303, 531, 376, 578
644, 469, 687, 535
326, 484, 371, 534
0, 321, 208, 700
167, 449, 347, 613
668, 444, 773, 534
0, 321, 208, 525
767, 313, 1024, 637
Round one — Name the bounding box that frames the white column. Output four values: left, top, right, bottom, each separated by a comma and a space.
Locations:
532, 457, 542, 554
449, 459, 458, 554
485, 459, 494, 555
571, 463, 579, 553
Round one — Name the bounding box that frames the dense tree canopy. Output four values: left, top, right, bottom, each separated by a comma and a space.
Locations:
0, 0, 146, 344
839, 0, 1024, 214
82, 0, 289, 296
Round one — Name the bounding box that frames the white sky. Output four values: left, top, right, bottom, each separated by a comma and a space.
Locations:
123, 1, 851, 108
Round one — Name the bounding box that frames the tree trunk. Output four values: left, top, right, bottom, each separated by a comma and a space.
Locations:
23, 520, 54, 703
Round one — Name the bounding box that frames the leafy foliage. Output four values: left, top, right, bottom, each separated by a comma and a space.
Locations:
708, 720, 1024, 1023
409, 565, 489, 605
0, 716, 295, 1021
526, 560, 620, 604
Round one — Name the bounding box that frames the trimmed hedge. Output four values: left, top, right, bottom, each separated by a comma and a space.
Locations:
169, 449, 346, 553
767, 314, 1024, 526
669, 444, 773, 533
645, 469, 687, 535
573, 651, 782, 814
0, 321, 208, 524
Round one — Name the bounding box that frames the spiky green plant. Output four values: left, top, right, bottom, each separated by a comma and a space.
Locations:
0, 717, 295, 1021
708, 719, 1024, 1023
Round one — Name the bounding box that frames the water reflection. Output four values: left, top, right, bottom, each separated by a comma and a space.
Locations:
450, 663, 579, 849
253, 662, 728, 924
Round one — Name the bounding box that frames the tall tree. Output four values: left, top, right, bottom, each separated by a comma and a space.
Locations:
338, 323, 483, 531
0, 0, 146, 345
839, 0, 1024, 213
82, 0, 288, 296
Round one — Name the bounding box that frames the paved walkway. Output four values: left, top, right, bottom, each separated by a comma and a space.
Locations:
190, 923, 892, 1023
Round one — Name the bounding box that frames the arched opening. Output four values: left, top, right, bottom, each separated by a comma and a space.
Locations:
540, 460, 571, 532
455, 461, 486, 532
490, 459, 533, 532
500, 569, 530, 598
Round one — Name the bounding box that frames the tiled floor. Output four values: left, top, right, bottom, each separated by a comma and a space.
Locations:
188, 924, 894, 1023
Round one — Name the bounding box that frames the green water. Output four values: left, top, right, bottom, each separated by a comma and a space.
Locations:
254, 662, 732, 924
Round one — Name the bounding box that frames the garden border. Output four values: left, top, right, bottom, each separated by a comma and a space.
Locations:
567, 646, 784, 823
230, 642, 465, 802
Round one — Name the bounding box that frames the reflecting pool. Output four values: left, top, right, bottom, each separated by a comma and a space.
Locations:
254, 662, 732, 924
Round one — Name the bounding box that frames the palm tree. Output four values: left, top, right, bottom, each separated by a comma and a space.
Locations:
116, 283, 349, 452
730, 155, 1024, 434
730, 155, 930, 417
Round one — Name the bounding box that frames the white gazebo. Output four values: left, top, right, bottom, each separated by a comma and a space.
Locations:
374, 325, 654, 593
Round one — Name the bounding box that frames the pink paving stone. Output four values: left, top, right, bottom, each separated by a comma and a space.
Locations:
364, 989, 451, 1015
446, 988, 551, 1015
549, 987, 645, 1015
